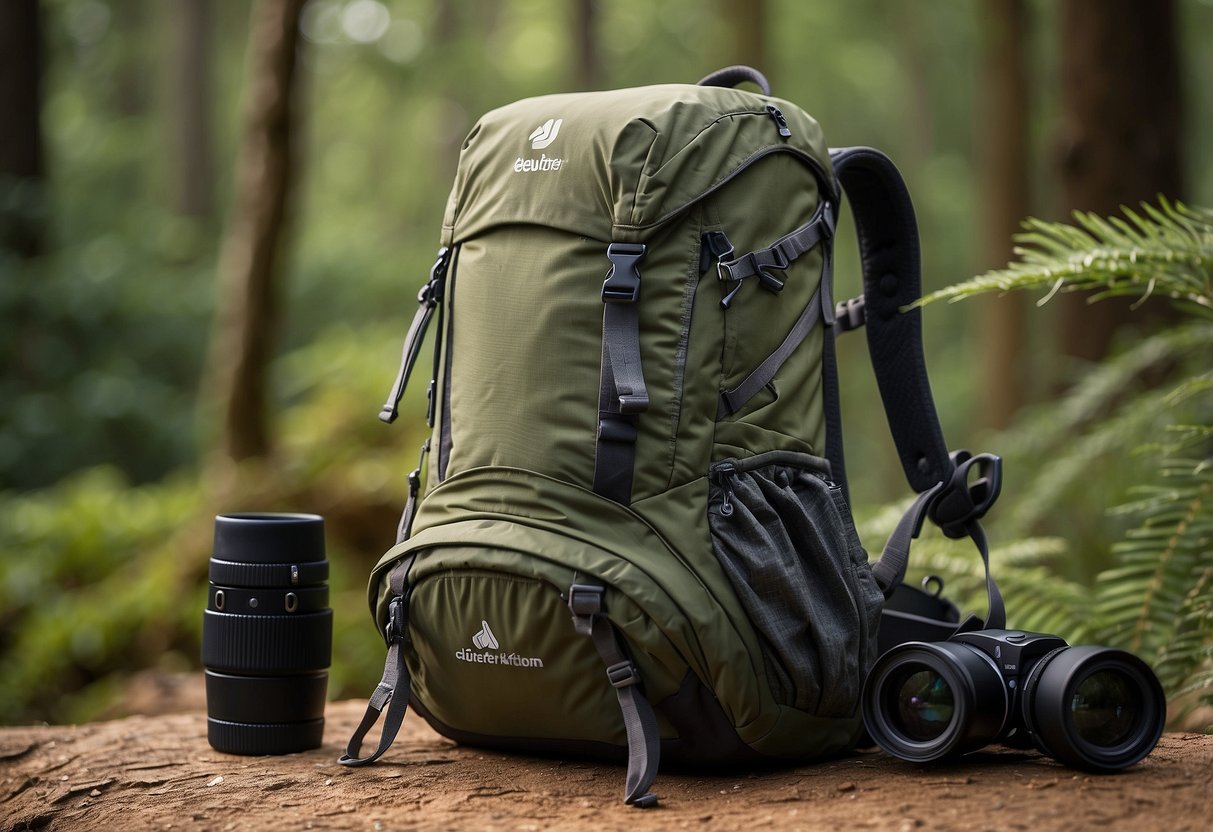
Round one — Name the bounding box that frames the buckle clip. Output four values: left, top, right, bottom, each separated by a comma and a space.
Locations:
602, 243, 646, 303
384, 595, 407, 644
568, 583, 605, 617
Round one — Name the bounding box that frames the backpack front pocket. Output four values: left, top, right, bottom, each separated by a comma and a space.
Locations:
707, 450, 883, 718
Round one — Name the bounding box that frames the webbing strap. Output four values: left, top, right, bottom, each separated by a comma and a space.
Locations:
872, 453, 1006, 630
717, 202, 835, 291
568, 584, 660, 808
828, 147, 951, 493
395, 441, 430, 544
339, 564, 413, 766
379, 248, 450, 425
717, 287, 823, 419
594, 243, 648, 503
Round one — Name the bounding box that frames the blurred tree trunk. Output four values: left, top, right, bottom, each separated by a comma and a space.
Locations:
719, 0, 766, 74
0, 0, 45, 259
573, 0, 601, 90
114, 0, 151, 116
173, 0, 216, 220
207, 0, 306, 463
977, 0, 1030, 429
1054, 0, 1183, 364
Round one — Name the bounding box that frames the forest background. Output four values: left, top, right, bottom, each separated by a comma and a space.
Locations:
1, 0, 1210, 728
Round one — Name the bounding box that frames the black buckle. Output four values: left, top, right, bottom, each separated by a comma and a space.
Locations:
602, 243, 646, 303
417, 247, 451, 306
568, 583, 605, 617
384, 595, 407, 644
598, 414, 639, 443
606, 660, 641, 689
929, 451, 1003, 539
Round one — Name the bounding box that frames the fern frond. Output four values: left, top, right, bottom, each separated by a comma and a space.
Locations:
918, 198, 1213, 317
1096, 458, 1213, 683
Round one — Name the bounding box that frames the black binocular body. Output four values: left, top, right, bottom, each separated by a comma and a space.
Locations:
862, 628, 1166, 772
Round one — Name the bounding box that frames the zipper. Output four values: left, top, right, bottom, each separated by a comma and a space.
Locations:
766, 105, 791, 138
628, 145, 833, 233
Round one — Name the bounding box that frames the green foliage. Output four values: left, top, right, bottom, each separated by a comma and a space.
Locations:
913, 199, 1213, 727
920, 199, 1213, 318
0, 323, 426, 725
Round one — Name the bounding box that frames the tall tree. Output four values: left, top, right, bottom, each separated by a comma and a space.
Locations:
173, 0, 216, 220
1054, 0, 1183, 363
0, 0, 45, 259
719, 0, 767, 74
977, 0, 1030, 429
573, 0, 601, 90
206, 0, 306, 463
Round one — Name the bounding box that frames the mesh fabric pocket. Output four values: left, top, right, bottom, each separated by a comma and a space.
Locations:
708, 450, 883, 717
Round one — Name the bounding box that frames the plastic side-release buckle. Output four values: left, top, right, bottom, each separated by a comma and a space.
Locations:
602, 243, 646, 303
383, 595, 407, 645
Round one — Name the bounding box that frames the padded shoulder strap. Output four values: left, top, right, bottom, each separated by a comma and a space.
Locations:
829, 146, 951, 493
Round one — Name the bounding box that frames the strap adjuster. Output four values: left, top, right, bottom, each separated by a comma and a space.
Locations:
929, 451, 1003, 539
607, 660, 641, 689
834, 296, 866, 332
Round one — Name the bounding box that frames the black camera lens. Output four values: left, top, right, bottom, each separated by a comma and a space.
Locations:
863, 642, 1008, 762
202, 513, 332, 755
1022, 646, 1165, 772
886, 664, 955, 742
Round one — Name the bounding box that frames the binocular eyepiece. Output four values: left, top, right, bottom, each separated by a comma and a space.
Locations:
862, 629, 1165, 772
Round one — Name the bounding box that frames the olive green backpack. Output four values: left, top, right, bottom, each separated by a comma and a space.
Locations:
340, 66, 1004, 807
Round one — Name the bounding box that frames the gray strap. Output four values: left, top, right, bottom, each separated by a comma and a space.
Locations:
379, 248, 450, 424
395, 440, 431, 544
872, 454, 1006, 630
594, 243, 648, 503
717, 287, 823, 419
568, 584, 660, 808
717, 203, 835, 290
339, 563, 413, 766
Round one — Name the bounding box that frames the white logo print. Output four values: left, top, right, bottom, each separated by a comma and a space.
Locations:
529, 118, 563, 149
514, 118, 566, 173
471, 620, 499, 650
454, 619, 545, 669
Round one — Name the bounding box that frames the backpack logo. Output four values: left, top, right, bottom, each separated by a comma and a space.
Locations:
454, 619, 545, 669
471, 620, 499, 650
514, 119, 566, 173
528, 118, 563, 149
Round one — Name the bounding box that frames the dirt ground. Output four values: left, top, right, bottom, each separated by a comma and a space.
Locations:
2, 688, 1211, 832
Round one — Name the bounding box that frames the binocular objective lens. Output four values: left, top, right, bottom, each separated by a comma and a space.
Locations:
1070, 669, 1142, 748
888, 665, 955, 742
1025, 645, 1165, 772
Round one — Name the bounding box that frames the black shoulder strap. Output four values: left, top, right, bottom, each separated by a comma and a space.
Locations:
828, 147, 1007, 635
828, 146, 952, 494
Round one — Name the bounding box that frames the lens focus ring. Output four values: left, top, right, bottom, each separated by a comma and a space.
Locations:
201, 609, 332, 674
208, 558, 329, 588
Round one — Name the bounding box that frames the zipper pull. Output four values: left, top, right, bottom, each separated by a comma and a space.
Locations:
713, 465, 737, 517
766, 105, 791, 138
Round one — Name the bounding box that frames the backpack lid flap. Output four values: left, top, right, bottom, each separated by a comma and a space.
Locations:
443, 84, 831, 243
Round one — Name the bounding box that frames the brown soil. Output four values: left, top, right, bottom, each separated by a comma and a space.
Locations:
2, 693, 1210, 832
